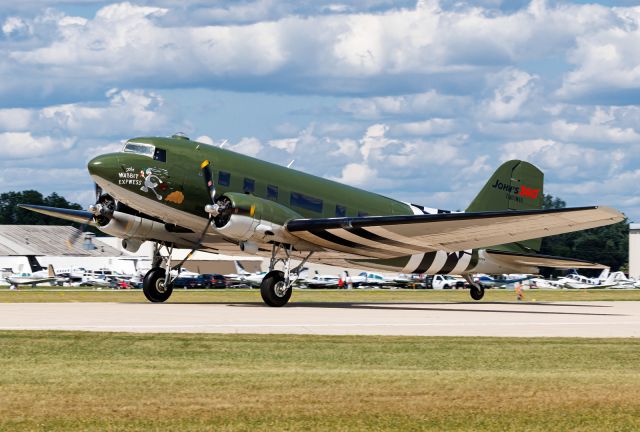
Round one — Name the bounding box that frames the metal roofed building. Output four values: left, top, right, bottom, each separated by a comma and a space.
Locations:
0, 225, 263, 276
0, 225, 124, 274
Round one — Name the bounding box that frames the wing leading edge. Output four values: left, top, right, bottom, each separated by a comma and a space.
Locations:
286, 206, 624, 258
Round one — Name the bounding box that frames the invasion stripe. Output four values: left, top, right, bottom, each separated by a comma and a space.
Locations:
450, 250, 473, 274
346, 227, 426, 252
414, 252, 437, 274
402, 254, 425, 273
465, 249, 480, 272
309, 229, 393, 256
439, 253, 461, 274
425, 251, 448, 274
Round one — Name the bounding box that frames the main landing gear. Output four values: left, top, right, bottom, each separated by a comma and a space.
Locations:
260, 244, 313, 307
464, 274, 485, 301
142, 243, 175, 303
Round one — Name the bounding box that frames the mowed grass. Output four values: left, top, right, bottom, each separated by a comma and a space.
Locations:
1, 287, 640, 303
1, 332, 639, 431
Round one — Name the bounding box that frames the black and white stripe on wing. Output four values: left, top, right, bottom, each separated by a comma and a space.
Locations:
304, 229, 397, 258
300, 223, 440, 258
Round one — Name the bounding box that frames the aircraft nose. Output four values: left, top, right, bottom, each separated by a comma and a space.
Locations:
87, 153, 120, 180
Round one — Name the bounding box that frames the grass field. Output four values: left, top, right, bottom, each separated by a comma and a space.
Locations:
0, 331, 639, 431
1, 287, 640, 303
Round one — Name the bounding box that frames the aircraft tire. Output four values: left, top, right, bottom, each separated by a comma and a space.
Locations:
260, 270, 291, 307
143, 268, 173, 303
470, 286, 484, 301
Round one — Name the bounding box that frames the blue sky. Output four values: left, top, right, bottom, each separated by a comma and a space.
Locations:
1, 0, 640, 220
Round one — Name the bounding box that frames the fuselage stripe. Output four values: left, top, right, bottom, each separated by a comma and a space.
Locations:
414, 252, 437, 274
439, 253, 461, 274
465, 249, 480, 272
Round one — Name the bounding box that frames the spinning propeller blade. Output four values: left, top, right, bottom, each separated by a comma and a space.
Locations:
66, 182, 102, 248
173, 161, 218, 271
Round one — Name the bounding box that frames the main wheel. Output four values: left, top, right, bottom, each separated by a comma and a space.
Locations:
143, 267, 173, 303
260, 270, 291, 307
470, 285, 485, 301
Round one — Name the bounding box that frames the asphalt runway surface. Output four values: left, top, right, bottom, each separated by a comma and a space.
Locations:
1, 301, 640, 337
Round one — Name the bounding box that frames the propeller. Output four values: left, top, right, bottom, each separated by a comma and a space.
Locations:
66, 182, 106, 248
172, 160, 221, 271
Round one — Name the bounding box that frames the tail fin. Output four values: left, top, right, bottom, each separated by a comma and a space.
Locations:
466, 160, 544, 252
234, 260, 249, 275
26, 255, 45, 273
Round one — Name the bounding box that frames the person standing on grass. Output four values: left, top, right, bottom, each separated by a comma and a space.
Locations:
515, 282, 525, 301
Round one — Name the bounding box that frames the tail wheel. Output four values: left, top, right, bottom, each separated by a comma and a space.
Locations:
260, 270, 291, 307
143, 268, 173, 303
470, 286, 485, 301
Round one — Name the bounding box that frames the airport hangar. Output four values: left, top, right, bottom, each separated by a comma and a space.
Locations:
0, 225, 262, 276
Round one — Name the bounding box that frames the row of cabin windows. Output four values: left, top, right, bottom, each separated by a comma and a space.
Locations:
216, 170, 366, 216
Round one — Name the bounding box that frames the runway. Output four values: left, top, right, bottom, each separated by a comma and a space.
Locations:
1, 301, 640, 337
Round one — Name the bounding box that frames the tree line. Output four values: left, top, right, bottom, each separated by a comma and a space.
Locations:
540, 195, 629, 273
0, 190, 630, 271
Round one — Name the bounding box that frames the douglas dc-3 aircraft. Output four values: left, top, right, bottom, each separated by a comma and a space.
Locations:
21, 134, 623, 306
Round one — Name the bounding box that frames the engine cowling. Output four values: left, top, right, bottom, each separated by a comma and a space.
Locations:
213, 192, 305, 246
98, 211, 182, 245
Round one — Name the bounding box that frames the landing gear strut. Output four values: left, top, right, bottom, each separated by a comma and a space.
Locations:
464, 274, 485, 301
142, 243, 175, 303
260, 244, 312, 307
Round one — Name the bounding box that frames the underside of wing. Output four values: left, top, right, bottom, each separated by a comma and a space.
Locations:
485, 249, 608, 269
18, 204, 97, 226
286, 206, 623, 258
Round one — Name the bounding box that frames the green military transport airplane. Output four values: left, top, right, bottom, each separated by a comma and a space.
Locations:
21, 134, 623, 306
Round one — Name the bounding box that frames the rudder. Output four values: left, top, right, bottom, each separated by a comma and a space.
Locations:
466, 160, 544, 252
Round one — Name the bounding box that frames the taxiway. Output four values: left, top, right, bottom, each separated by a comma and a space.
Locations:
1, 301, 639, 337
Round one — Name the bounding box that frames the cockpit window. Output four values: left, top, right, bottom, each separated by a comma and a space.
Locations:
122, 142, 155, 158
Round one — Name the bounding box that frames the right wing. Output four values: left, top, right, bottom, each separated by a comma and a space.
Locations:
286, 206, 624, 258
485, 249, 608, 269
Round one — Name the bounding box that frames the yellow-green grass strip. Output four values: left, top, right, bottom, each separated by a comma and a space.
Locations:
1, 332, 639, 431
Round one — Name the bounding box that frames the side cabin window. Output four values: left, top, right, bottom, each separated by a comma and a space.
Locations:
267, 185, 278, 201
290, 192, 323, 213
243, 178, 255, 193
218, 171, 230, 187
153, 148, 166, 162
335, 205, 346, 217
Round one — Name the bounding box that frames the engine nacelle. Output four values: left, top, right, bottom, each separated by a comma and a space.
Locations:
214, 193, 306, 246
99, 211, 179, 245
121, 238, 143, 253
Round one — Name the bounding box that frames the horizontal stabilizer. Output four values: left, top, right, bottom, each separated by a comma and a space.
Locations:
18, 204, 96, 226
286, 206, 624, 258
485, 249, 608, 270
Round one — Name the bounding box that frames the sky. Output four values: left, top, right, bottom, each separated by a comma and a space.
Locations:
1, 0, 640, 220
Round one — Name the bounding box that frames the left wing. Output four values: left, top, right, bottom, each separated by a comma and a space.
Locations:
286, 206, 623, 258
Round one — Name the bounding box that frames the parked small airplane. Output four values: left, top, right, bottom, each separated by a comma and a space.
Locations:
20, 134, 624, 306
5, 256, 58, 289
474, 274, 534, 289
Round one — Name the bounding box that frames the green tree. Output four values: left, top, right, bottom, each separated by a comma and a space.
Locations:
540, 194, 628, 272
0, 190, 83, 225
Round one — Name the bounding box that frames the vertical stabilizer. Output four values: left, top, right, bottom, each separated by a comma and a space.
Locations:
26, 255, 45, 273
466, 160, 544, 251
